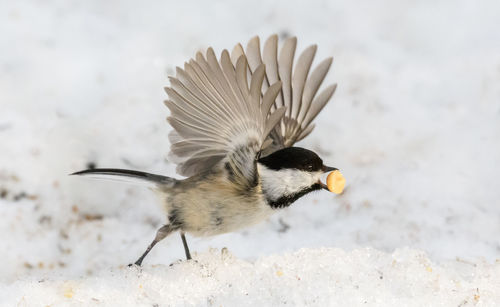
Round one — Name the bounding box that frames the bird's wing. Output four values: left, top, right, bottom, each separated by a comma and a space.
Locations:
231, 35, 337, 156
165, 47, 285, 188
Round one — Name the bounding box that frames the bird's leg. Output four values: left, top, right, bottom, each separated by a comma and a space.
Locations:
180, 232, 192, 260
131, 224, 174, 266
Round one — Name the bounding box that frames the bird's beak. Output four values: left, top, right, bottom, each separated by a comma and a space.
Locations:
322, 165, 338, 173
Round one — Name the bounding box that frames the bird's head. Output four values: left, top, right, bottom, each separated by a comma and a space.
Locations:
257, 147, 337, 208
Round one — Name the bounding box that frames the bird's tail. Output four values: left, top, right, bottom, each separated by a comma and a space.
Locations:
70, 168, 177, 188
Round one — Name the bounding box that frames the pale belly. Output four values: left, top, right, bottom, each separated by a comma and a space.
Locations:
162, 178, 275, 237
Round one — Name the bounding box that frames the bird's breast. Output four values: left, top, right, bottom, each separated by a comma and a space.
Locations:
164, 174, 274, 237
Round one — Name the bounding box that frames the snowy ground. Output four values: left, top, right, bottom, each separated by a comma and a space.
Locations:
1, 0, 500, 306
2, 248, 500, 306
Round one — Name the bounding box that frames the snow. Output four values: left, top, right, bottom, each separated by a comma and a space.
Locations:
1, 0, 500, 306
2, 248, 499, 306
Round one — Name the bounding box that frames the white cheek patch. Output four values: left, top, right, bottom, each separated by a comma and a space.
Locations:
258, 164, 322, 201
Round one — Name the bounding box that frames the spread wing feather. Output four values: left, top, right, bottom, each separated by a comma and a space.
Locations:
240, 35, 337, 155
262, 36, 282, 110
165, 35, 335, 181
165, 47, 285, 185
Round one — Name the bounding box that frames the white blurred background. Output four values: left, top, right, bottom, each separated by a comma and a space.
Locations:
1, 0, 500, 284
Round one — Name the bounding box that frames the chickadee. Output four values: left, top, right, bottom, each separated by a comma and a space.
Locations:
72, 35, 339, 266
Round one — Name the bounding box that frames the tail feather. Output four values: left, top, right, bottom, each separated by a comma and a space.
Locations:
70, 168, 177, 188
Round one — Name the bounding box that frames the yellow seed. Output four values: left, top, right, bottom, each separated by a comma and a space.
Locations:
64, 288, 73, 298
326, 170, 345, 194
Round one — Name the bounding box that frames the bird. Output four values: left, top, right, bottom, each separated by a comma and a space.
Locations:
72, 34, 339, 266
